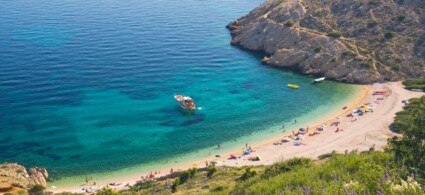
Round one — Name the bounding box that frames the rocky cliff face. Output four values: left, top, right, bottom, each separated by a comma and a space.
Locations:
0, 163, 48, 193
228, 0, 425, 83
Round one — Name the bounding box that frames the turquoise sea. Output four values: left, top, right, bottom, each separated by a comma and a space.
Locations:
0, 0, 360, 185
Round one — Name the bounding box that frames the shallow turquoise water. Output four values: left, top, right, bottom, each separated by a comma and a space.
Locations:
0, 0, 359, 182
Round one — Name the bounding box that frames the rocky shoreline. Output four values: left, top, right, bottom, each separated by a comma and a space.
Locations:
0, 163, 48, 193
227, 0, 425, 84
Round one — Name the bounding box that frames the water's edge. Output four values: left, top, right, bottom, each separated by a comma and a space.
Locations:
48, 84, 363, 189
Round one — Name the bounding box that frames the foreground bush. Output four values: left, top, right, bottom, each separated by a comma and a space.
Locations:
231, 152, 423, 194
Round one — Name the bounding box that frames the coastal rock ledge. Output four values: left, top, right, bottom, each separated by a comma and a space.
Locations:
227, 0, 425, 84
0, 163, 48, 192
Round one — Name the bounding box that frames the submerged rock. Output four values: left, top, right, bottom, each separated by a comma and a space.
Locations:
228, 0, 425, 83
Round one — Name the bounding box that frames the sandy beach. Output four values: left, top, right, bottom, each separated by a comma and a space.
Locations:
51, 82, 424, 193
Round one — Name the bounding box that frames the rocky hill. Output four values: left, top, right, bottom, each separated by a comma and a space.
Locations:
228, 0, 425, 83
0, 163, 48, 193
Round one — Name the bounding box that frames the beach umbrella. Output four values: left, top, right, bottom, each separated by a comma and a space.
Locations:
256, 154, 262, 161
299, 128, 305, 131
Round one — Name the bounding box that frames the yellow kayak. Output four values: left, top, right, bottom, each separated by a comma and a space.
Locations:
287, 84, 299, 89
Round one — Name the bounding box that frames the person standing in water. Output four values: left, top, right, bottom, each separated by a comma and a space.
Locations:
218, 144, 220, 149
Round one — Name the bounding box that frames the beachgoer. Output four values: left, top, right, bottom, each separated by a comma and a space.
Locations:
85, 177, 88, 183
93, 182, 96, 186
245, 143, 248, 148
170, 168, 173, 173
209, 150, 211, 156
205, 161, 208, 167
218, 144, 220, 149
294, 119, 297, 123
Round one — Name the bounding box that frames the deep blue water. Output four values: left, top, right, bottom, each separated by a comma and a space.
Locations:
0, 0, 358, 182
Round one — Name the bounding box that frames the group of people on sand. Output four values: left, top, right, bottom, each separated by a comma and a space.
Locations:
81, 176, 98, 193
140, 170, 162, 181
274, 90, 385, 147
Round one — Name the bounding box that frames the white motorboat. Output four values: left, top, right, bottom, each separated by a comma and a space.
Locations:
174, 95, 196, 111
313, 77, 326, 83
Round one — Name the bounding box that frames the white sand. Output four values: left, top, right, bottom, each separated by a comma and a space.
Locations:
51, 82, 424, 193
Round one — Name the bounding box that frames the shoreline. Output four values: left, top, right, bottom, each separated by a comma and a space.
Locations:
50, 82, 424, 193
49, 83, 367, 193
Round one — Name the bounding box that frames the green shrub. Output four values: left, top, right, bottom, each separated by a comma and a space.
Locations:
360, 62, 372, 69
262, 158, 312, 179
17, 190, 27, 195
384, 32, 396, 39
171, 178, 180, 193
179, 170, 191, 184
341, 50, 357, 57
96, 187, 118, 195
285, 19, 295, 27
129, 180, 155, 191
397, 15, 405, 21
188, 168, 197, 178
330, 57, 337, 62
239, 167, 257, 181
210, 186, 225, 192
368, 0, 381, 6
391, 65, 400, 71
318, 152, 335, 160
207, 165, 217, 178
367, 20, 378, 28
402, 78, 425, 91
28, 184, 45, 195
326, 31, 342, 38
314, 45, 322, 53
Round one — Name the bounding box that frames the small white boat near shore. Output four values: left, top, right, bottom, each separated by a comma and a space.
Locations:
174, 95, 196, 111
313, 77, 325, 83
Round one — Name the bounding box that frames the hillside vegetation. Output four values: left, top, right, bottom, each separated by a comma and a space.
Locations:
228, 0, 425, 83
403, 78, 425, 91
87, 151, 423, 195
